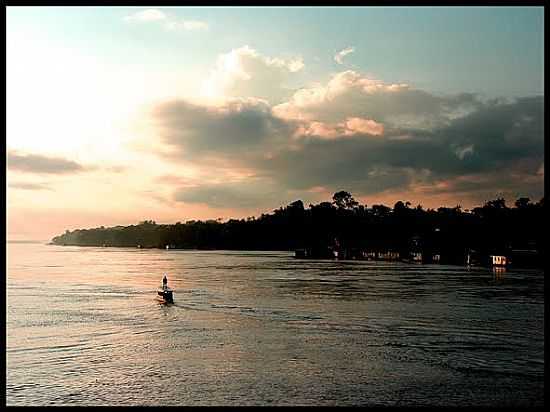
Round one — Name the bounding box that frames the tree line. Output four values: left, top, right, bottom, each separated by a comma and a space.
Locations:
51, 192, 544, 265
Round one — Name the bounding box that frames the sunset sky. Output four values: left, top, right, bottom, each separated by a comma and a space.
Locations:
6, 6, 544, 240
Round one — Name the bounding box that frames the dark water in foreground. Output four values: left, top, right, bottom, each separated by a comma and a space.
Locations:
7, 243, 544, 406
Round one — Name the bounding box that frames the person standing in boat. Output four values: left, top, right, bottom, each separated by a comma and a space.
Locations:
162, 274, 168, 290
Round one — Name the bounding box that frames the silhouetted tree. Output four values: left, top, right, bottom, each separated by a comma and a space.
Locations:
515, 197, 531, 209
485, 198, 507, 209
332, 191, 358, 210
371, 204, 391, 217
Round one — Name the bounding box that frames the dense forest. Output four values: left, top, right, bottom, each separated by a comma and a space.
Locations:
51, 191, 544, 266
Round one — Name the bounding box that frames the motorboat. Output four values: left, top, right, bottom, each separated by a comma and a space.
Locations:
157, 274, 174, 303
157, 285, 174, 303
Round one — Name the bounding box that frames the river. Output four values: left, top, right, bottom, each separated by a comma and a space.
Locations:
6, 242, 544, 406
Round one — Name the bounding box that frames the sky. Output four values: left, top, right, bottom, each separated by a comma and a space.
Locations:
6, 6, 545, 240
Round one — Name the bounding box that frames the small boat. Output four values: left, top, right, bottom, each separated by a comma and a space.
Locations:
157, 274, 174, 303
157, 286, 174, 303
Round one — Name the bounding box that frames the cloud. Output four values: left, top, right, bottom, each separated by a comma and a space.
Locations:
8, 181, 52, 191
434, 96, 544, 175
454, 144, 474, 160
7, 151, 89, 174
201, 46, 304, 104
147, 60, 543, 209
124, 9, 167, 22
174, 96, 538, 196
295, 117, 384, 139
411, 170, 544, 206
250, 138, 427, 194
273, 70, 480, 128
152, 97, 294, 160
264, 96, 544, 198
124, 8, 208, 31
334, 47, 355, 64
174, 181, 287, 209
344, 117, 384, 136
137, 190, 172, 205
172, 178, 328, 211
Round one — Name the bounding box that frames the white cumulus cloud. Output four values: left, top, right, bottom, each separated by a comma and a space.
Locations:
124, 9, 208, 31
273, 70, 409, 122
201, 46, 304, 104
124, 9, 167, 22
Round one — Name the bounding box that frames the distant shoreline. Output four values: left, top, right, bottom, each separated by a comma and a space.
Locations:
7, 240, 48, 244
47, 193, 544, 269
47, 243, 290, 252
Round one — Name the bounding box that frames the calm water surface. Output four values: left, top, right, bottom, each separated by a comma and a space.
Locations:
7, 243, 544, 406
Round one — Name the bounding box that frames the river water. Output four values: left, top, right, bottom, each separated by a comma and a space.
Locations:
6, 242, 544, 406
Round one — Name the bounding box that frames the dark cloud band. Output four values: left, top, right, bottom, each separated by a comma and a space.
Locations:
8, 151, 87, 174
151, 89, 543, 209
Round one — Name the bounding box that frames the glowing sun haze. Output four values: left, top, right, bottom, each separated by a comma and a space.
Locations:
6, 6, 544, 240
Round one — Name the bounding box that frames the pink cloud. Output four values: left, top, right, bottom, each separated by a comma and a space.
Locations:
343, 117, 384, 136
295, 117, 384, 139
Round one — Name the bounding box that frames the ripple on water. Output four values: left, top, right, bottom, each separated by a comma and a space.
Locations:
6, 244, 544, 406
